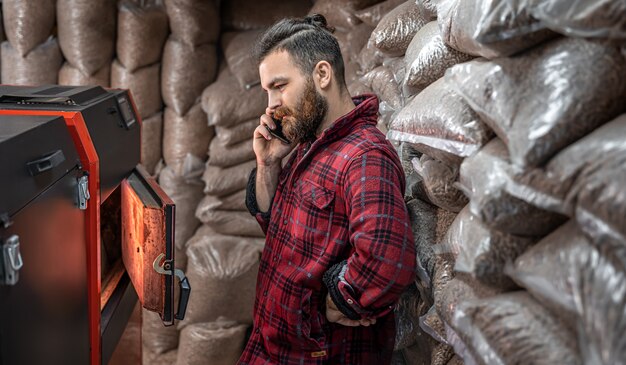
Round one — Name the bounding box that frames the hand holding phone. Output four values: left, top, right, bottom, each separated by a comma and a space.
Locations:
266, 117, 291, 144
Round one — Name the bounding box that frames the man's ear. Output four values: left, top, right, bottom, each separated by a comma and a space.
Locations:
314, 61, 333, 89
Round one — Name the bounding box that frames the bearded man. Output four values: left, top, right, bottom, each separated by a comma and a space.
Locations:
238, 14, 416, 365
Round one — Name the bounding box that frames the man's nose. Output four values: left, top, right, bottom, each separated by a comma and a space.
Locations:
268, 92, 281, 111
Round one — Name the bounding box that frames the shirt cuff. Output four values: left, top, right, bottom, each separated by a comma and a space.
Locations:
245, 167, 271, 221
322, 260, 361, 320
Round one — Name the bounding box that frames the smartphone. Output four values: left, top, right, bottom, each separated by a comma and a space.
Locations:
266, 117, 291, 144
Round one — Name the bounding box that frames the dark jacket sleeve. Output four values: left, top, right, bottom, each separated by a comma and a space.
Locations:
245, 167, 271, 234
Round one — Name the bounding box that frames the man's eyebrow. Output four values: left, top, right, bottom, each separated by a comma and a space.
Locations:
265, 76, 289, 89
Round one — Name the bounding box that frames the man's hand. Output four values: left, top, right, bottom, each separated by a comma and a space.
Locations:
253, 108, 296, 167
325, 294, 376, 327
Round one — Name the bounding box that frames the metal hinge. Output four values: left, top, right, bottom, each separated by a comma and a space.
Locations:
77, 175, 90, 210
1, 235, 23, 286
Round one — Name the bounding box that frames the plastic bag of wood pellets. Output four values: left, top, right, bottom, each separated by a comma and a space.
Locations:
371, 1, 430, 56
358, 37, 386, 73
509, 221, 626, 364
58, 62, 110, 87
214, 118, 258, 146
412, 155, 468, 213
507, 114, 626, 238
208, 138, 255, 168
447, 355, 464, 365
437, 0, 555, 59
140, 112, 163, 176
395, 283, 428, 350
197, 190, 247, 212
143, 348, 177, 365
387, 77, 492, 167
438, 206, 534, 290
162, 38, 218, 116
111, 60, 161, 118
165, 0, 219, 47
406, 198, 437, 288
453, 292, 581, 365
1, 38, 62, 85
158, 158, 205, 251
419, 0, 438, 17
459, 139, 566, 237
202, 68, 267, 127
177, 318, 248, 365
181, 226, 263, 326
348, 80, 374, 98
431, 343, 455, 365
336, 23, 376, 66
310, 0, 361, 31
203, 159, 256, 196
196, 207, 264, 238
419, 306, 447, 344
529, 0, 626, 39
222, 30, 263, 90
403, 21, 474, 94
361, 65, 404, 111
57, 0, 116, 76
447, 37, 626, 169
222, 0, 313, 31
435, 209, 457, 244
163, 103, 214, 170
117, 1, 168, 72
142, 309, 178, 355
3, 0, 55, 57
355, 0, 406, 27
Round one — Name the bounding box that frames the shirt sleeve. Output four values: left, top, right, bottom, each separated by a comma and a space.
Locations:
323, 148, 417, 319
245, 167, 271, 234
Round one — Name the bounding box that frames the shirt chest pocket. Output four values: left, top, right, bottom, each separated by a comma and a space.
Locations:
291, 180, 336, 254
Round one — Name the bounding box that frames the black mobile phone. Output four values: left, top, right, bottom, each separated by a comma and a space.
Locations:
266, 117, 291, 144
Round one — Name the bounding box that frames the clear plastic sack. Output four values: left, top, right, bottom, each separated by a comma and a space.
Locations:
355, 0, 406, 27
412, 155, 468, 213
1, 37, 62, 85
310, 0, 362, 31
140, 112, 164, 176
208, 137, 255, 168
223, 0, 313, 31
162, 37, 218, 116
394, 283, 429, 350
214, 118, 258, 147
530, 0, 626, 39
176, 318, 248, 365
196, 190, 247, 212
111, 60, 162, 119
406, 198, 438, 289
57, 0, 116, 76
143, 348, 177, 365
165, 0, 219, 46
222, 30, 263, 90
447, 37, 626, 168
357, 37, 386, 73
419, 305, 447, 344
387, 77, 492, 166
3, 0, 55, 56
117, 0, 169, 72
403, 21, 474, 94
142, 309, 179, 355
195, 206, 264, 238
371, 1, 430, 56
437, 0, 555, 59
459, 139, 566, 237
438, 206, 534, 290
453, 291, 581, 365
180, 226, 263, 327
58, 62, 110, 88
163, 103, 215, 169
201, 67, 267, 127
202, 159, 257, 196
361, 65, 404, 111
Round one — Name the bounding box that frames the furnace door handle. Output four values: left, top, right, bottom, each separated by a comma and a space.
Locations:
26, 149, 65, 176
175, 271, 190, 321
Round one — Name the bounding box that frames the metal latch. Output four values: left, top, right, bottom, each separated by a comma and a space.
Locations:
1, 235, 23, 286
153, 253, 191, 321
77, 175, 90, 210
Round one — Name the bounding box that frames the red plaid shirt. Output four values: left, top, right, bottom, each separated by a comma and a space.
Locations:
239, 95, 416, 365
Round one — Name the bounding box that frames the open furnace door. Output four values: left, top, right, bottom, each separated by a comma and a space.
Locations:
121, 165, 189, 326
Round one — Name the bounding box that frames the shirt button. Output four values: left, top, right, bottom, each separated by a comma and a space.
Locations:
283, 219, 288, 225
347, 299, 354, 304
273, 256, 278, 261
255, 328, 260, 333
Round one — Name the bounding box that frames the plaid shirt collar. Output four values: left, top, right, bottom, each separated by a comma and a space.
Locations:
314, 93, 379, 146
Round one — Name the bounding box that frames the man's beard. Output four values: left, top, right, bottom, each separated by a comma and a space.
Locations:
273, 78, 328, 144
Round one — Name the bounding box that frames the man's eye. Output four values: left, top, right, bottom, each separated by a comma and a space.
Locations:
277, 84, 286, 90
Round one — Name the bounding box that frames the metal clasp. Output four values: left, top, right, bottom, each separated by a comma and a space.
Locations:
77, 175, 90, 210
1, 235, 23, 286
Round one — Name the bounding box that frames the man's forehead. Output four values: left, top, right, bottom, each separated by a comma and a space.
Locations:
259, 50, 299, 87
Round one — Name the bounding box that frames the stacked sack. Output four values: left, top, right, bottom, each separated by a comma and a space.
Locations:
112, 0, 169, 176
381, 0, 626, 364
143, 0, 219, 363
1, 0, 62, 85
57, 0, 117, 87
169, 1, 314, 363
